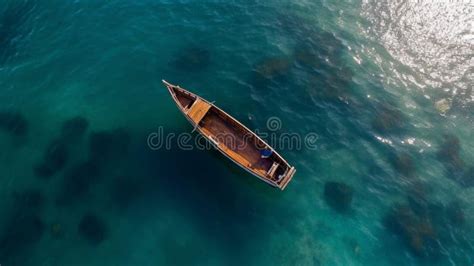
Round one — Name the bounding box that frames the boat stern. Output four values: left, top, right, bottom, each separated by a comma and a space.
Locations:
279, 166, 296, 190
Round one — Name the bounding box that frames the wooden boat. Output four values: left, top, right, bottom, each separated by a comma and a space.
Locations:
163, 80, 295, 190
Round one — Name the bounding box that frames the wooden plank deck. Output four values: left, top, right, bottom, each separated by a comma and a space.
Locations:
187, 98, 212, 124
200, 111, 273, 176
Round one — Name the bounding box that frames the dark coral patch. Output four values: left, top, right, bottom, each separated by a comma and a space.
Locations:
407, 190, 430, 217
436, 134, 466, 185
34, 163, 55, 178
0, 111, 28, 137
34, 116, 88, 179
436, 134, 464, 171
294, 46, 322, 69
89, 128, 131, 162
78, 213, 107, 245
324, 181, 354, 213
383, 196, 471, 261
34, 139, 69, 178
458, 166, 473, 188
391, 152, 416, 177
296, 38, 355, 107
171, 46, 211, 72
308, 30, 345, 59
306, 72, 353, 104
55, 160, 101, 206
383, 204, 440, 257
0, 214, 45, 261
13, 188, 45, 212
60, 116, 89, 140
293, 30, 345, 67
254, 57, 292, 80
371, 104, 405, 134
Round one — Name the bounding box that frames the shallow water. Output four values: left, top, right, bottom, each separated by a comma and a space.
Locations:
0, 0, 473, 265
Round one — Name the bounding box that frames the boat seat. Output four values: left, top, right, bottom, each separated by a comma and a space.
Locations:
279, 167, 296, 189
267, 162, 279, 177
186, 98, 212, 124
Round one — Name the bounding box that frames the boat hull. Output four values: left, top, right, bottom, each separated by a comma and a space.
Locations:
163, 80, 295, 190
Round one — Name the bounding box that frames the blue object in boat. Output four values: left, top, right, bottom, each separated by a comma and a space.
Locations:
260, 149, 273, 158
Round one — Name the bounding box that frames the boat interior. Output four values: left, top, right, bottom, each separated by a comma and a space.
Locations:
171, 86, 290, 183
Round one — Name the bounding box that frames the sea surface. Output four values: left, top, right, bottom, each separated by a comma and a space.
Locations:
0, 0, 473, 265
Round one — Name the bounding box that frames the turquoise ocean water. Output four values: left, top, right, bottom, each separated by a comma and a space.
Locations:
0, 0, 473, 265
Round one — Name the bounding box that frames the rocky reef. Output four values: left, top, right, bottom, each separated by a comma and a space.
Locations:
254, 57, 292, 80
323, 181, 354, 213
458, 166, 473, 187
384, 203, 439, 257
0, 111, 28, 137
78, 213, 108, 245
34, 116, 89, 179
371, 103, 405, 134
13, 188, 45, 212
384, 195, 470, 260
391, 152, 416, 178
171, 45, 211, 72
89, 128, 131, 163
55, 160, 101, 206
34, 139, 69, 178
0, 214, 45, 262
437, 134, 464, 173
0, 188, 46, 262
435, 134, 473, 188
